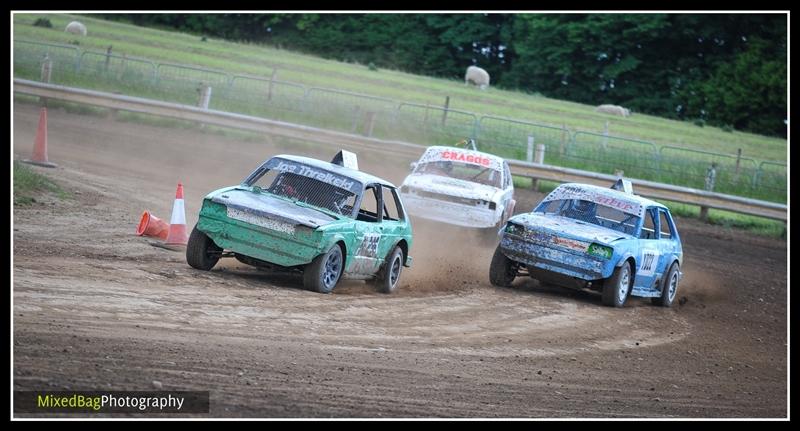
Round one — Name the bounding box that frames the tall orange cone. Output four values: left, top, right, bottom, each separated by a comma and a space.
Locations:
164, 183, 188, 246
23, 107, 57, 168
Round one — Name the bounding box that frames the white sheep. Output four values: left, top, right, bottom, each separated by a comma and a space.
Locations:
595, 104, 631, 117
65, 21, 87, 36
465, 65, 490, 90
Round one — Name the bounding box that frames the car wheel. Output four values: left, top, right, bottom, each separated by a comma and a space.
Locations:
304, 244, 344, 294
651, 263, 680, 307
186, 226, 222, 271
375, 246, 404, 294
489, 245, 517, 287
602, 260, 632, 307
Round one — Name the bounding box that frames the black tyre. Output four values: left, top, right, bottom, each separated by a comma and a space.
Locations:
375, 246, 404, 294
304, 244, 344, 294
651, 263, 680, 307
186, 226, 222, 271
489, 245, 517, 287
602, 260, 632, 307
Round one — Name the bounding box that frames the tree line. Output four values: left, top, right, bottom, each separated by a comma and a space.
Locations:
99, 13, 787, 137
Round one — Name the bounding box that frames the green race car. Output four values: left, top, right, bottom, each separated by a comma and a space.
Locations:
186, 151, 413, 294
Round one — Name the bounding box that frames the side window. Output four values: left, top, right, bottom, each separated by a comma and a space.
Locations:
640, 208, 657, 240
658, 210, 674, 239
358, 186, 380, 222
537, 200, 562, 214
382, 186, 403, 221
503, 162, 512, 189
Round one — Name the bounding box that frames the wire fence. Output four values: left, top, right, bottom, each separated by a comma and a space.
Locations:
13, 39, 787, 204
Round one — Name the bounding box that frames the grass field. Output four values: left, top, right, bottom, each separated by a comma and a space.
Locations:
13, 13, 787, 162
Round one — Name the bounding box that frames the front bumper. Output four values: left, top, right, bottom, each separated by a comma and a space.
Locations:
500, 235, 606, 281
197, 201, 322, 267
401, 194, 500, 228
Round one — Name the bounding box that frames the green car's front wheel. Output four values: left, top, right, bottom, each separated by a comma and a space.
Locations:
186, 226, 222, 271
304, 244, 344, 294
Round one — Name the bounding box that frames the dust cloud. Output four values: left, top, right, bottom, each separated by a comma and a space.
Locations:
677, 261, 726, 303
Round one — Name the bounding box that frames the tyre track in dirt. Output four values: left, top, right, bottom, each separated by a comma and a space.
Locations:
12, 102, 787, 417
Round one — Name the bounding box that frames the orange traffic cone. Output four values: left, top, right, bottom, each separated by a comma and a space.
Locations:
136, 211, 170, 240
23, 107, 57, 168
164, 183, 188, 246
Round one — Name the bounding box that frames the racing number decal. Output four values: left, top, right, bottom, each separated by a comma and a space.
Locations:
638, 249, 660, 277
356, 233, 381, 258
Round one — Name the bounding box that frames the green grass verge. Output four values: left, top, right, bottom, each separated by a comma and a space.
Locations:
13, 160, 70, 205
13, 13, 786, 162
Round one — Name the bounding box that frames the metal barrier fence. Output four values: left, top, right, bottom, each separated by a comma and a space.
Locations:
305, 87, 398, 137
657, 146, 765, 199
397, 103, 478, 145
217, 75, 307, 122
475, 116, 570, 163
12, 39, 787, 204
755, 161, 788, 202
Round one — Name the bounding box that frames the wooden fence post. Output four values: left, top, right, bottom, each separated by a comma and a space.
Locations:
442, 96, 450, 126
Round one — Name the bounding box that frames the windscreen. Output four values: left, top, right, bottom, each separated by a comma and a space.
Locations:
416, 161, 501, 187
414, 148, 503, 188
249, 158, 361, 217
536, 199, 640, 235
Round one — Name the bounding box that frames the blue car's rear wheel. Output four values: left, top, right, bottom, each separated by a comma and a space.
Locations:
652, 263, 680, 307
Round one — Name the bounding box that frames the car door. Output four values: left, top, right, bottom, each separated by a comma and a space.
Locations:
633, 206, 663, 292
655, 208, 680, 278
501, 161, 516, 219
378, 185, 407, 258
351, 184, 385, 276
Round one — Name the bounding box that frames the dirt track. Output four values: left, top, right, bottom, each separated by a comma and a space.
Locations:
12, 102, 788, 418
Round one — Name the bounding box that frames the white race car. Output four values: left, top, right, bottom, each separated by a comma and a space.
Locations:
399, 144, 515, 230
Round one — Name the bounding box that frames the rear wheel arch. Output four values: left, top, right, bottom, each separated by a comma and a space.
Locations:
506, 199, 516, 219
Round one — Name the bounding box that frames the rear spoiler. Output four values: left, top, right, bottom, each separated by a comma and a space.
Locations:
456, 138, 478, 151
331, 150, 359, 170
611, 178, 633, 194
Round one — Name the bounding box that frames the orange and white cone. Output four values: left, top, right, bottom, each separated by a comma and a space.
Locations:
164, 183, 188, 246
23, 107, 57, 168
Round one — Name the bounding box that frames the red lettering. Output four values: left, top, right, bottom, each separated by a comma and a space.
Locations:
439, 150, 493, 167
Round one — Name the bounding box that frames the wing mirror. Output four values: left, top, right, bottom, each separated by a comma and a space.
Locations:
409, 162, 418, 171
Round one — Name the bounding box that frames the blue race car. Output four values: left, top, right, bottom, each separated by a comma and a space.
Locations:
490, 179, 683, 307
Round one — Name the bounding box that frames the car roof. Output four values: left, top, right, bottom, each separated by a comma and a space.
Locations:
274, 154, 396, 188
556, 182, 668, 210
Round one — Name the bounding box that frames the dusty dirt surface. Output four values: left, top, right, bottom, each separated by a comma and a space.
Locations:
12, 102, 788, 418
